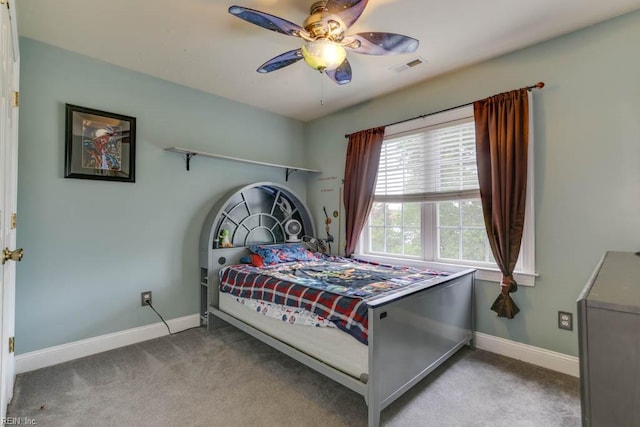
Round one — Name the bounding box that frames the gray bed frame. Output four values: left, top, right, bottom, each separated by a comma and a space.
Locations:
199, 183, 475, 427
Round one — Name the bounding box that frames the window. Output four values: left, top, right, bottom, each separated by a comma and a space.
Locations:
358, 106, 535, 285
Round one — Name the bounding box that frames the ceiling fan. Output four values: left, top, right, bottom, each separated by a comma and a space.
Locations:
228, 0, 419, 85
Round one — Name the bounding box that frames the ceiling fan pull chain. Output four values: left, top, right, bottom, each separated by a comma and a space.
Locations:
320, 71, 325, 106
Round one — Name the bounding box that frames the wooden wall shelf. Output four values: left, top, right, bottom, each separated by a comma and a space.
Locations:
165, 147, 321, 181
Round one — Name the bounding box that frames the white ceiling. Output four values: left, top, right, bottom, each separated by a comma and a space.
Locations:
16, 0, 640, 122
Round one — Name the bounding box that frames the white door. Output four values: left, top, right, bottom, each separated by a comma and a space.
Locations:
0, 0, 20, 418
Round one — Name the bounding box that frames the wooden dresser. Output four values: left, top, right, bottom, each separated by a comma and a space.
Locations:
577, 251, 640, 426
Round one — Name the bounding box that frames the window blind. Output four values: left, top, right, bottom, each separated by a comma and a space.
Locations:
375, 117, 479, 203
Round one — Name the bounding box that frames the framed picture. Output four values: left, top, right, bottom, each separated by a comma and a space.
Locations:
64, 104, 136, 182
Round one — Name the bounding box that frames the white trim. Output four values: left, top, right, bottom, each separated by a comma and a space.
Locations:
15, 315, 577, 380
474, 268, 537, 287
8, 0, 20, 61
474, 332, 579, 377
15, 314, 200, 374
385, 105, 473, 136
520, 94, 536, 276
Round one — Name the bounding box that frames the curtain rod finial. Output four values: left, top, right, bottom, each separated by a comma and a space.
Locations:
526, 81, 545, 91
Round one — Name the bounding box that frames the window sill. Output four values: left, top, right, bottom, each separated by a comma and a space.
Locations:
472, 267, 537, 287
353, 253, 537, 287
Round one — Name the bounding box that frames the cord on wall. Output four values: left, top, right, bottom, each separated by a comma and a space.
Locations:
145, 302, 203, 335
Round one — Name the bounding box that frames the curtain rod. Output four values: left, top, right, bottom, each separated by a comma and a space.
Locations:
344, 82, 545, 139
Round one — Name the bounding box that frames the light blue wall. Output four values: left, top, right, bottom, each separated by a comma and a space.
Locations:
17, 10, 640, 357
305, 11, 640, 356
16, 38, 309, 354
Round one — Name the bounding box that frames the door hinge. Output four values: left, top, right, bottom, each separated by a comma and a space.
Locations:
8, 337, 14, 353
12, 91, 19, 108
10, 213, 16, 229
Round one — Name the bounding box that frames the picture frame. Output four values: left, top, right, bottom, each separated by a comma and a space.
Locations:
64, 104, 136, 182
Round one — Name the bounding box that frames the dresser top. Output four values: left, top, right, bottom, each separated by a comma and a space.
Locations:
585, 251, 640, 313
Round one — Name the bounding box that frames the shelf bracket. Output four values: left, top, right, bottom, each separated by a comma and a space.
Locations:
285, 168, 298, 182
184, 152, 197, 171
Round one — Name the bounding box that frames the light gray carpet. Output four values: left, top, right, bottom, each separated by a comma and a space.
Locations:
8, 326, 580, 426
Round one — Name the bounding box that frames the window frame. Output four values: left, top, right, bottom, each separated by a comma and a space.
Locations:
355, 104, 536, 286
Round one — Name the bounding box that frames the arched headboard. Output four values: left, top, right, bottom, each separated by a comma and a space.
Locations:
200, 182, 315, 251
198, 182, 316, 325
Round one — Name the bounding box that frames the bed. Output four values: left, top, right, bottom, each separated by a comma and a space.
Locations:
199, 182, 475, 427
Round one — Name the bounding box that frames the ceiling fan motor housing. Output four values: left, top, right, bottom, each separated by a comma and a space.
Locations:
304, 2, 346, 42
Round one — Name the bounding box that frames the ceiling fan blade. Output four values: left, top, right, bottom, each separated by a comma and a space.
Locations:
344, 32, 419, 55
228, 5, 309, 38
326, 58, 352, 85
257, 49, 304, 73
325, 0, 368, 28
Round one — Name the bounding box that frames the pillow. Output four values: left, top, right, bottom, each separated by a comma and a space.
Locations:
249, 243, 319, 266
240, 254, 265, 267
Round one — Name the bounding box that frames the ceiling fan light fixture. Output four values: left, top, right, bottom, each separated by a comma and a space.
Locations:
228, 2, 419, 84
302, 39, 346, 71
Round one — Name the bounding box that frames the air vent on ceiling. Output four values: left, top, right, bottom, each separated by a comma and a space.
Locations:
390, 56, 426, 73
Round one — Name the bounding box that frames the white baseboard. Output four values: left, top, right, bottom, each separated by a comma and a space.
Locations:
15, 319, 578, 378
474, 332, 579, 377
15, 313, 200, 374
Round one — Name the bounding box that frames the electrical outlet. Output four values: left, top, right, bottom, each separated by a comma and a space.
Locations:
558, 311, 573, 331
141, 291, 152, 307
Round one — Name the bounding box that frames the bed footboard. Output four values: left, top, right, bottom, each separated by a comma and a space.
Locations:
366, 270, 474, 427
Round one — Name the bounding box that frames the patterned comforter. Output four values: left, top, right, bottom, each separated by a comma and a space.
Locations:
219, 256, 449, 344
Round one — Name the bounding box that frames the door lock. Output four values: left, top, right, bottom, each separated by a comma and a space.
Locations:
2, 248, 23, 265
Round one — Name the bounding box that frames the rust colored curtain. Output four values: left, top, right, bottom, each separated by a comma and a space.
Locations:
343, 127, 385, 257
474, 89, 529, 319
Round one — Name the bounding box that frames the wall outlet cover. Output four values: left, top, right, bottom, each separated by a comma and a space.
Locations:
558, 311, 573, 331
